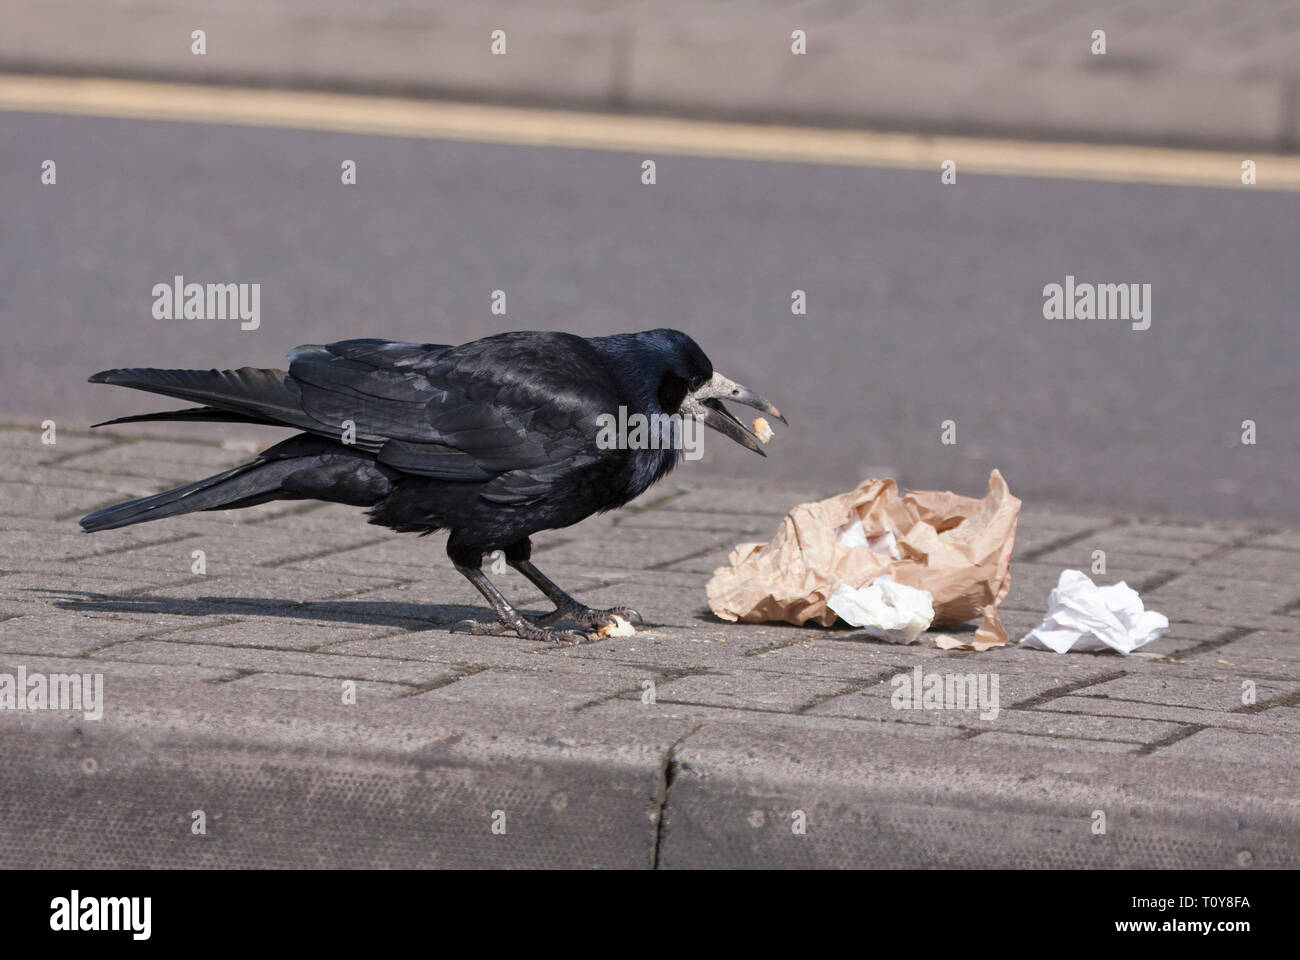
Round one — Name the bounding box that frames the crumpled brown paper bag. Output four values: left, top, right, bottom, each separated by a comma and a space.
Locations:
706, 470, 1021, 645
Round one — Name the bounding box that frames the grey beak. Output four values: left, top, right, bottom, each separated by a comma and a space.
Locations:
692, 372, 787, 425
679, 371, 786, 456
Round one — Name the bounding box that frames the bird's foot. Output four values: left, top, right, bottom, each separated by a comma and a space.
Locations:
451, 617, 592, 645
531, 603, 642, 629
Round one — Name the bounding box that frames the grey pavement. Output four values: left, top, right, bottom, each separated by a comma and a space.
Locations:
0, 423, 1297, 868
3, 1, 1300, 150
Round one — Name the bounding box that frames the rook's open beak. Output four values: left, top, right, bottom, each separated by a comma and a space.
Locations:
680, 372, 786, 455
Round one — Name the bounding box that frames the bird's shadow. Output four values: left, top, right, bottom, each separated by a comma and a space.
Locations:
42, 588, 507, 632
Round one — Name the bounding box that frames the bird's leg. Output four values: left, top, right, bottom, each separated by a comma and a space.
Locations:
512, 560, 643, 628
451, 563, 592, 643
446, 533, 593, 642
504, 538, 642, 628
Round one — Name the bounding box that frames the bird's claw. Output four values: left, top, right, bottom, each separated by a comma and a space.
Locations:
451, 618, 593, 645
536, 627, 593, 645
534, 604, 642, 629
601, 605, 643, 625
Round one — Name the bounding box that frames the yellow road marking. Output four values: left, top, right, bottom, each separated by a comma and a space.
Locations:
1, 74, 1296, 191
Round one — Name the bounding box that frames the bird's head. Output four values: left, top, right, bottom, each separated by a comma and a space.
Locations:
617, 329, 787, 456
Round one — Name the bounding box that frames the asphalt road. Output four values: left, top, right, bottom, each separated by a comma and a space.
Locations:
2, 110, 1297, 523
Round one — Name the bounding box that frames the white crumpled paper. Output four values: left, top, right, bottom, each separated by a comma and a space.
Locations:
835, 520, 904, 559
1020, 569, 1169, 654
827, 575, 935, 644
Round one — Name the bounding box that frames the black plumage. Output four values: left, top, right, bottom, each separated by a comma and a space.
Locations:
79, 329, 784, 641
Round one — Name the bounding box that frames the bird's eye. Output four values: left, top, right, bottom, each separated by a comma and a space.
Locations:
687, 376, 706, 391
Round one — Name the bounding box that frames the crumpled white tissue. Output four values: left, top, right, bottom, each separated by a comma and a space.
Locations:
827, 575, 935, 644
834, 520, 903, 559
1020, 569, 1168, 654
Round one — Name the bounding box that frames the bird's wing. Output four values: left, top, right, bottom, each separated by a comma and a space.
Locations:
287, 334, 622, 503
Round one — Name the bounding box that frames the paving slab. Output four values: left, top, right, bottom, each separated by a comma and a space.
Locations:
0, 427, 1296, 867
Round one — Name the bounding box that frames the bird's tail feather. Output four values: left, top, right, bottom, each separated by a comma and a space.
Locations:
87, 367, 305, 428
79, 458, 300, 532
90, 406, 280, 428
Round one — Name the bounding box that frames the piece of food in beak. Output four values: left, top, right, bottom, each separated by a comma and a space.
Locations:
681, 396, 766, 455
753, 417, 774, 443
